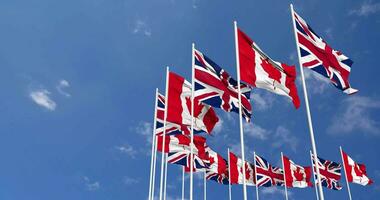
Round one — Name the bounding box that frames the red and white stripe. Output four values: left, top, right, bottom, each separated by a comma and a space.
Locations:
167, 71, 219, 134
342, 150, 373, 186
229, 151, 255, 186
237, 28, 300, 108
282, 155, 313, 188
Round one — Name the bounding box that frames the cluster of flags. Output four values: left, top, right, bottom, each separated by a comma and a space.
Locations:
148, 5, 371, 200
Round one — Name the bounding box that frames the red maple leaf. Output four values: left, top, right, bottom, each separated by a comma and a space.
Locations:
294, 166, 305, 181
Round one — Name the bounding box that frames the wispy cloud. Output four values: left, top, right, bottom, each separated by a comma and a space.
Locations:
123, 176, 139, 185
250, 92, 275, 111
213, 118, 224, 135
115, 144, 137, 158
349, 1, 380, 16
244, 122, 270, 140
261, 187, 292, 198
302, 69, 331, 94
324, 28, 333, 39
56, 79, 71, 97
136, 121, 153, 143
272, 126, 298, 152
29, 89, 57, 111
132, 19, 152, 37
83, 176, 100, 191
328, 96, 380, 135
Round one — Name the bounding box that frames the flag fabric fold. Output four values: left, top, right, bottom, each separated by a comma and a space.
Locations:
255, 154, 285, 187
156, 93, 185, 136
282, 155, 313, 188
194, 49, 252, 122
229, 151, 255, 186
167, 71, 219, 134
293, 10, 358, 94
156, 134, 209, 171
311, 154, 343, 190
205, 148, 229, 184
341, 150, 373, 186
237, 28, 300, 108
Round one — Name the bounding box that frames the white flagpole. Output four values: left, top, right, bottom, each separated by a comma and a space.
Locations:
340, 146, 353, 200
151, 133, 158, 200
159, 67, 170, 200
290, 4, 325, 200
233, 20, 248, 200
253, 152, 259, 200
281, 152, 289, 200
204, 170, 207, 200
182, 166, 185, 200
148, 88, 159, 200
190, 43, 195, 200
163, 154, 168, 200
228, 148, 232, 200
310, 151, 320, 200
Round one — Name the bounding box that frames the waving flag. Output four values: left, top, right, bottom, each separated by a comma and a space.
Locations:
282, 155, 313, 188
205, 148, 229, 184
155, 93, 184, 136
255, 154, 284, 187
237, 28, 300, 108
167, 71, 219, 134
157, 134, 210, 171
293, 10, 358, 94
194, 49, 252, 121
311, 154, 343, 190
229, 151, 255, 186
341, 149, 373, 186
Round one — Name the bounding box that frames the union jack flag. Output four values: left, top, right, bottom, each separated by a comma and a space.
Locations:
206, 170, 229, 185
311, 154, 343, 190
168, 151, 208, 171
293, 9, 358, 94
163, 135, 209, 171
194, 49, 252, 122
255, 154, 284, 187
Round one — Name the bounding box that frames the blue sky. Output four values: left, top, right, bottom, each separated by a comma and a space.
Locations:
1, 0, 380, 199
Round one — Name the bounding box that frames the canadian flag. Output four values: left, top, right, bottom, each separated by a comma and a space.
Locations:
341, 149, 373, 186
206, 148, 228, 175
156, 134, 207, 155
229, 151, 255, 186
282, 155, 313, 188
237, 28, 300, 108
167, 71, 219, 134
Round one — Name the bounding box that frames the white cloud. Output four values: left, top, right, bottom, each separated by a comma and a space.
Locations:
261, 187, 292, 198
83, 176, 100, 191
56, 79, 71, 97
350, 1, 380, 16
328, 96, 380, 135
132, 19, 152, 37
115, 144, 137, 158
302, 69, 330, 94
29, 89, 57, 111
123, 176, 139, 185
250, 92, 275, 111
244, 122, 270, 140
272, 126, 298, 152
136, 121, 153, 143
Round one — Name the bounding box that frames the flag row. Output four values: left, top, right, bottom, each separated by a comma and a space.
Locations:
156, 133, 373, 190
148, 5, 364, 200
